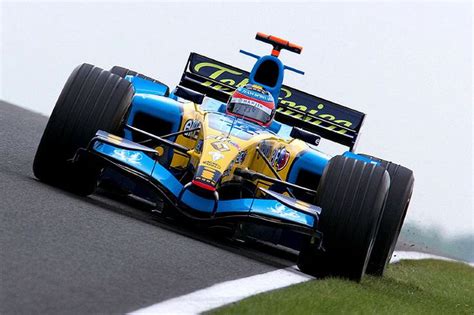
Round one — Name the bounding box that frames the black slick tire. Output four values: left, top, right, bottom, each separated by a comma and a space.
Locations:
297, 155, 390, 281
33, 63, 133, 195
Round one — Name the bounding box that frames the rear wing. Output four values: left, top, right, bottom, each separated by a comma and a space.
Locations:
179, 53, 365, 151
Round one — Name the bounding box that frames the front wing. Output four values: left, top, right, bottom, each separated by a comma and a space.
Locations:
78, 131, 320, 235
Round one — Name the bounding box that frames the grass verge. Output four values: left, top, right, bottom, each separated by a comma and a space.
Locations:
211, 259, 474, 314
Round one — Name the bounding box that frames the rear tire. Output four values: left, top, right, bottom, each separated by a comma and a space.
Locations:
297, 155, 390, 281
110, 66, 169, 96
360, 154, 415, 276
33, 63, 134, 195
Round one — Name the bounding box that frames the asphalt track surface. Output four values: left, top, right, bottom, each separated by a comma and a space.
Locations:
0, 101, 296, 314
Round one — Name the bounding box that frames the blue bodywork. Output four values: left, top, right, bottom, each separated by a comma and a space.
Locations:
248, 55, 285, 101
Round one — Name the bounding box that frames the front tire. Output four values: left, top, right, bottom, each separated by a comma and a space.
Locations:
33, 63, 133, 195
297, 155, 390, 281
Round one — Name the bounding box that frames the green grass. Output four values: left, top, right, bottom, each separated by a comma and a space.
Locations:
211, 260, 474, 315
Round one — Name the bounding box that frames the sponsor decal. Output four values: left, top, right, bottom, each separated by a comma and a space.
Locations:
230, 97, 273, 115
194, 165, 221, 187
206, 135, 240, 150
203, 160, 222, 169
183, 119, 201, 139
247, 84, 265, 93
270, 146, 290, 171
276, 102, 353, 134
269, 204, 302, 220
112, 149, 142, 165
211, 141, 230, 152
209, 151, 224, 161
235, 150, 247, 164
232, 85, 272, 102
193, 61, 247, 93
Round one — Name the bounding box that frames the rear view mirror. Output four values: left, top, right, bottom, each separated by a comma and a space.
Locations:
290, 127, 321, 146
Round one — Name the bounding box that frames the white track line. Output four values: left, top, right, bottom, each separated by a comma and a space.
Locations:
391, 250, 474, 267
130, 251, 473, 315
129, 266, 312, 315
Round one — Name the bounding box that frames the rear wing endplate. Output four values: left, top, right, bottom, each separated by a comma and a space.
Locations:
179, 53, 366, 151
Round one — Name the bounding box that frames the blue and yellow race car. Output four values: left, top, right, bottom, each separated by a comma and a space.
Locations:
33, 33, 414, 281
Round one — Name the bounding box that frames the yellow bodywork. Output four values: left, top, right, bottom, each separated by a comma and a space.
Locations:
163, 102, 310, 192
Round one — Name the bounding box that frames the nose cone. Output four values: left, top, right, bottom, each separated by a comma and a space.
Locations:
192, 136, 239, 191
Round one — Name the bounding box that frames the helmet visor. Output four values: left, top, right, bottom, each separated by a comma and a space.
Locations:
227, 97, 273, 124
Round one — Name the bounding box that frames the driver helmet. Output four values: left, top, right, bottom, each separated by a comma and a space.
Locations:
226, 84, 276, 127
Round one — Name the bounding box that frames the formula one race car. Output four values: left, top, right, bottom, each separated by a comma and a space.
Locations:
33, 33, 414, 281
